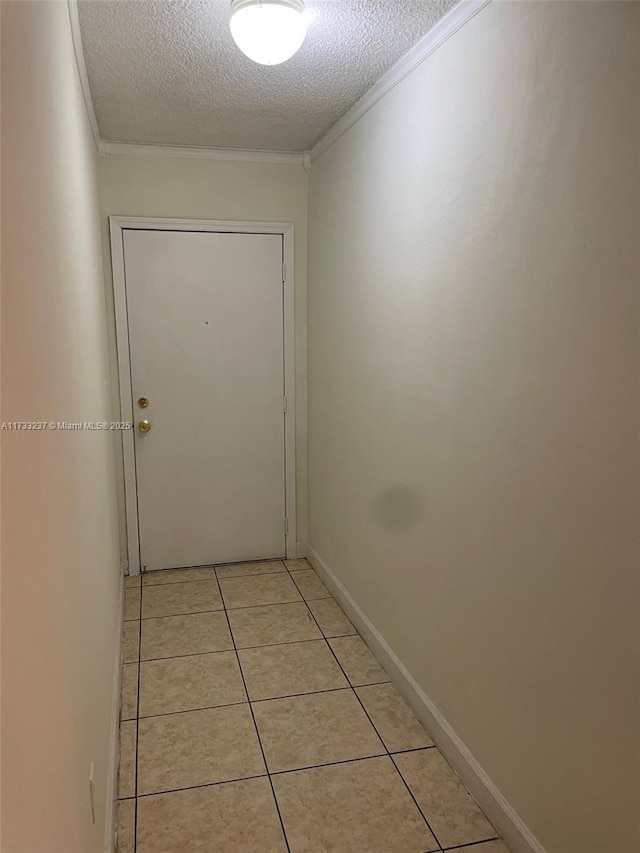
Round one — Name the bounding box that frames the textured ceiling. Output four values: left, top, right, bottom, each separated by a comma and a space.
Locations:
78, 0, 457, 151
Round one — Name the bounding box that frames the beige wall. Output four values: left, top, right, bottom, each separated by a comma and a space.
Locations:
97, 154, 309, 558
307, 3, 639, 853
1, 2, 121, 852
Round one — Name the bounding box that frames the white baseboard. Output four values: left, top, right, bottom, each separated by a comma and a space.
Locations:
307, 544, 546, 853
103, 575, 124, 853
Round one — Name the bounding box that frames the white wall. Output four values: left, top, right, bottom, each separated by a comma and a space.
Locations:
307, 3, 639, 853
1, 2, 121, 851
97, 154, 309, 560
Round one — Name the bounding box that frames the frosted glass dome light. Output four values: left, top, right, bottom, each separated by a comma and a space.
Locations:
230, 0, 308, 66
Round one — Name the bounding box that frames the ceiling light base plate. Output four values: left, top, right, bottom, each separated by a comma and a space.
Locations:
231, 0, 304, 14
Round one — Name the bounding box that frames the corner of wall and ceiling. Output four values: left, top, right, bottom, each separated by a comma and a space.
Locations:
308, 0, 492, 162
98, 140, 308, 166
67, 0, 491, 166
67, 0, 101, 152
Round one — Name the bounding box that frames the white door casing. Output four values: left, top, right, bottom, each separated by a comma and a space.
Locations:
110, 218, 297, 574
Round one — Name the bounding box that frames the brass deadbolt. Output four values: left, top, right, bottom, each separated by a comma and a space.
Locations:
137, 396, 150, 409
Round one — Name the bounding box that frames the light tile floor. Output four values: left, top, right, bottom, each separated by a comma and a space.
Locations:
116, 558, 511, 853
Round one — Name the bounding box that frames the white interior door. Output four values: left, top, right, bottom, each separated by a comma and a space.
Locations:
123, 229, 286, 570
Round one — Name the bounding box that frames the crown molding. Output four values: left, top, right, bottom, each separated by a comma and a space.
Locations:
67, 0, 306, 167
100, 141, 306, 165
67, 0, 101, 152
69, 0, 489, 169
310, 0, 492, 162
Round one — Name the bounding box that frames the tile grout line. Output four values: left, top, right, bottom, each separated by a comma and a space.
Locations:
137, 597, 330, 621
389, 753, 445, 853
286, 564, 446, 853
134, 699, 249, 721
224, 597, 324, 611
127, 690, 441, 738
214, 572, 293, 853
124, 751, 445, 801
135, 772, 269, 800
232, 632, 349, 650
442, 838, 501, 852
135, 631, 357, 665
141, 564, 294, 587
140, 597, 344, 627
129, 681, 413, 722
129, 563, 498, 852
139, 606, 224, 621
138, 646, 235, 664
138, 558, 287, 586
134, 574, 142, 853
141, 576, 223, 587
266, 750, 423, 777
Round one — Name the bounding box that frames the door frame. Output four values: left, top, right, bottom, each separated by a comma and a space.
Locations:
110, 216, 297, 576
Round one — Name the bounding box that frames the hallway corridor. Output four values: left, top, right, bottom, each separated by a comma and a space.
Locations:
116, 560, 508, 853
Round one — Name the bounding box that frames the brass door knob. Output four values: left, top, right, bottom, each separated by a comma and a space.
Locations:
138, 419, 151, 433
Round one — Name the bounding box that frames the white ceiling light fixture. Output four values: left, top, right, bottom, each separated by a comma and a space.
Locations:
229, 0, 308, 66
